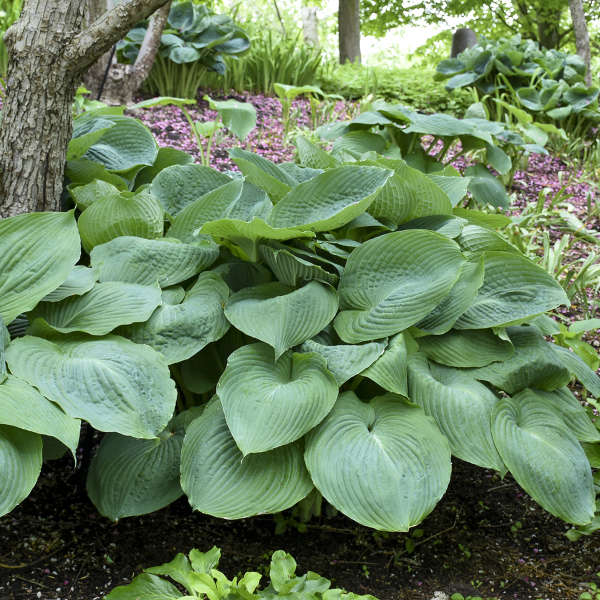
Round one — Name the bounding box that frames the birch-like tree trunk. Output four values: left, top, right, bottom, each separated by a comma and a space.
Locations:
338, 0, 361, 64
569, 0, 592, 86
0, 0, 169, 218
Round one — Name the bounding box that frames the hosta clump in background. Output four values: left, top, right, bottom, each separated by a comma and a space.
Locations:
105, 546, 377, 600
1, 115, 599, 535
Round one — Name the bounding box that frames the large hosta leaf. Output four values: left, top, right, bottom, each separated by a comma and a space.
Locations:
334, 230, 464, 343
492, 392, 595, 525
6, 334, 176, 438
0, 425, 42, 518
0, 211, 80, 324
0, 318, 8, 384
87, 419, 186, 521
123, 273, 230, 364
0, 375, 80, 457
150, 164, 232, 217
91, 236, 218, 287
472, 326, 570, 393
304, 392, 451, 531
417, 329, 514, 368
32, 282, 162, 335
268, 166, 392, 231
224, 282, 338, 359
105, 574, 181, 600
454, 252, 568, 329
551, 344, 600, 397
42, 266, 96, 303
407, 354, 504, 471
217, 343, 338, 455
78, 189, 164, 253
299, 338, 386, 386
181, 400, 313, 518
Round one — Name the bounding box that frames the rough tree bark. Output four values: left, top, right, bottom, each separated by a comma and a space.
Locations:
0, 0, 170, 219
450, 28, 477, 58
338, 0, 361, 64
569, 0, 592, 86
301, 5, 320, 48
82, 0, 111, 97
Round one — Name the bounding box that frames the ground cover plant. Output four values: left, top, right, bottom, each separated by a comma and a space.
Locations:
1, 107, 600, 542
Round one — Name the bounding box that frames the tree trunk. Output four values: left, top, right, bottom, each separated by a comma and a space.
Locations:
301, 5, 320, 48
101, 0, 171, 105
83, 0, 112, 98
338, 0, 360, 64
536, 5, 563, 49
450, 28, 477, 58
0, 0, 169, 218
569, 0, 592, 85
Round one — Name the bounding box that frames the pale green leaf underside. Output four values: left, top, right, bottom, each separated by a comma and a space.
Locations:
334, 230, 464, 343
42, 266, 96, 303
87, 430, 184, 521
269, 166, 392, 232
32, 282, 162, 335
6, 334, 176, 439
91, 236, 219, 287
0, 211, 80, 324
123, 273, 230, 364
492, 392, 595, 525
455, 252, 569, 329
305, 392, 452, 531
224, 282, 339, 359
0, 425, 42, 518
181, 400, 313, 518
217, 343, 338, 454
407, 354, 505, 471
0, 375, 80, 458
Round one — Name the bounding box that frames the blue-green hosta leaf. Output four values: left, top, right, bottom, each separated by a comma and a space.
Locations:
408, 354, 504, 471
397, 215, 466, 239
457, 224, 519, 254
485, 143, 512, 175
295, 136, 340, 169
87, 422, 185, 521
465, 165, 509, 209
268, 166, 392, 232
415, 257, 484, 335
78, 189, 164, 253
525, 387, 600, 443
230, 148, 295, 202
551, 344, 600, 397
492, 391, 595, 525
259, 244, 339, 287
332, 131, 387, 158
472, 326, 570, 394
0, 211, 80, 324
68, 117, 116, 160
0, 317, 8, 384
299, 339, 386, 386
224, 282, 338, 359
180, 400, 313, 518
6, 335, 176, 438
417, 329, 514, 368
212, 260, 273, 292
105, 573, 181, 600
69, 178, 121, 211
304, 392, 451, 531
454, 252, 569, 329
32, 282, 161, 335
0, 425, 42, 518
0, 375, 80, 458
361, 333, 416, 395
83, 115, 158, 173
65, 159, 128, 190
334, 231, 465, 343
91, 236, 218, 287
367, 161, 453, 226
150, 164, 232, 217
200, 218, 315, 261
404, 113, 502, 144
204, 96, 257, 141
42, 267, 96, 303
428, 173, 471, 207
217, 342, 338, 455
278, 162, 324, 184
134, 147, 194, 189
123, 273, 230, 364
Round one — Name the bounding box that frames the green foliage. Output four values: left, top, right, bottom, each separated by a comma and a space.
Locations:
319, 63, 472, 116
203, 30, 327, 95
436, 36, 600, 145
118, 1, 250, 98
1, 113, 599, 535
106, 547, 377, 600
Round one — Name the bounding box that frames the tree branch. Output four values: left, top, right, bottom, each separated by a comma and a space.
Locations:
65, 0, 169, 74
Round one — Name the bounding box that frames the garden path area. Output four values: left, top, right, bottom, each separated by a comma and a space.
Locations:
1, 93, 599, 600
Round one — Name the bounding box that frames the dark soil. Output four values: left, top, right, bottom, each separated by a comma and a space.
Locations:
1, 454, 597, 600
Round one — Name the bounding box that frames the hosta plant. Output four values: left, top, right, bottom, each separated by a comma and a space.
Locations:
1, 136, 599, 534
106, 546, 377, 600
117, 0, 250, 98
